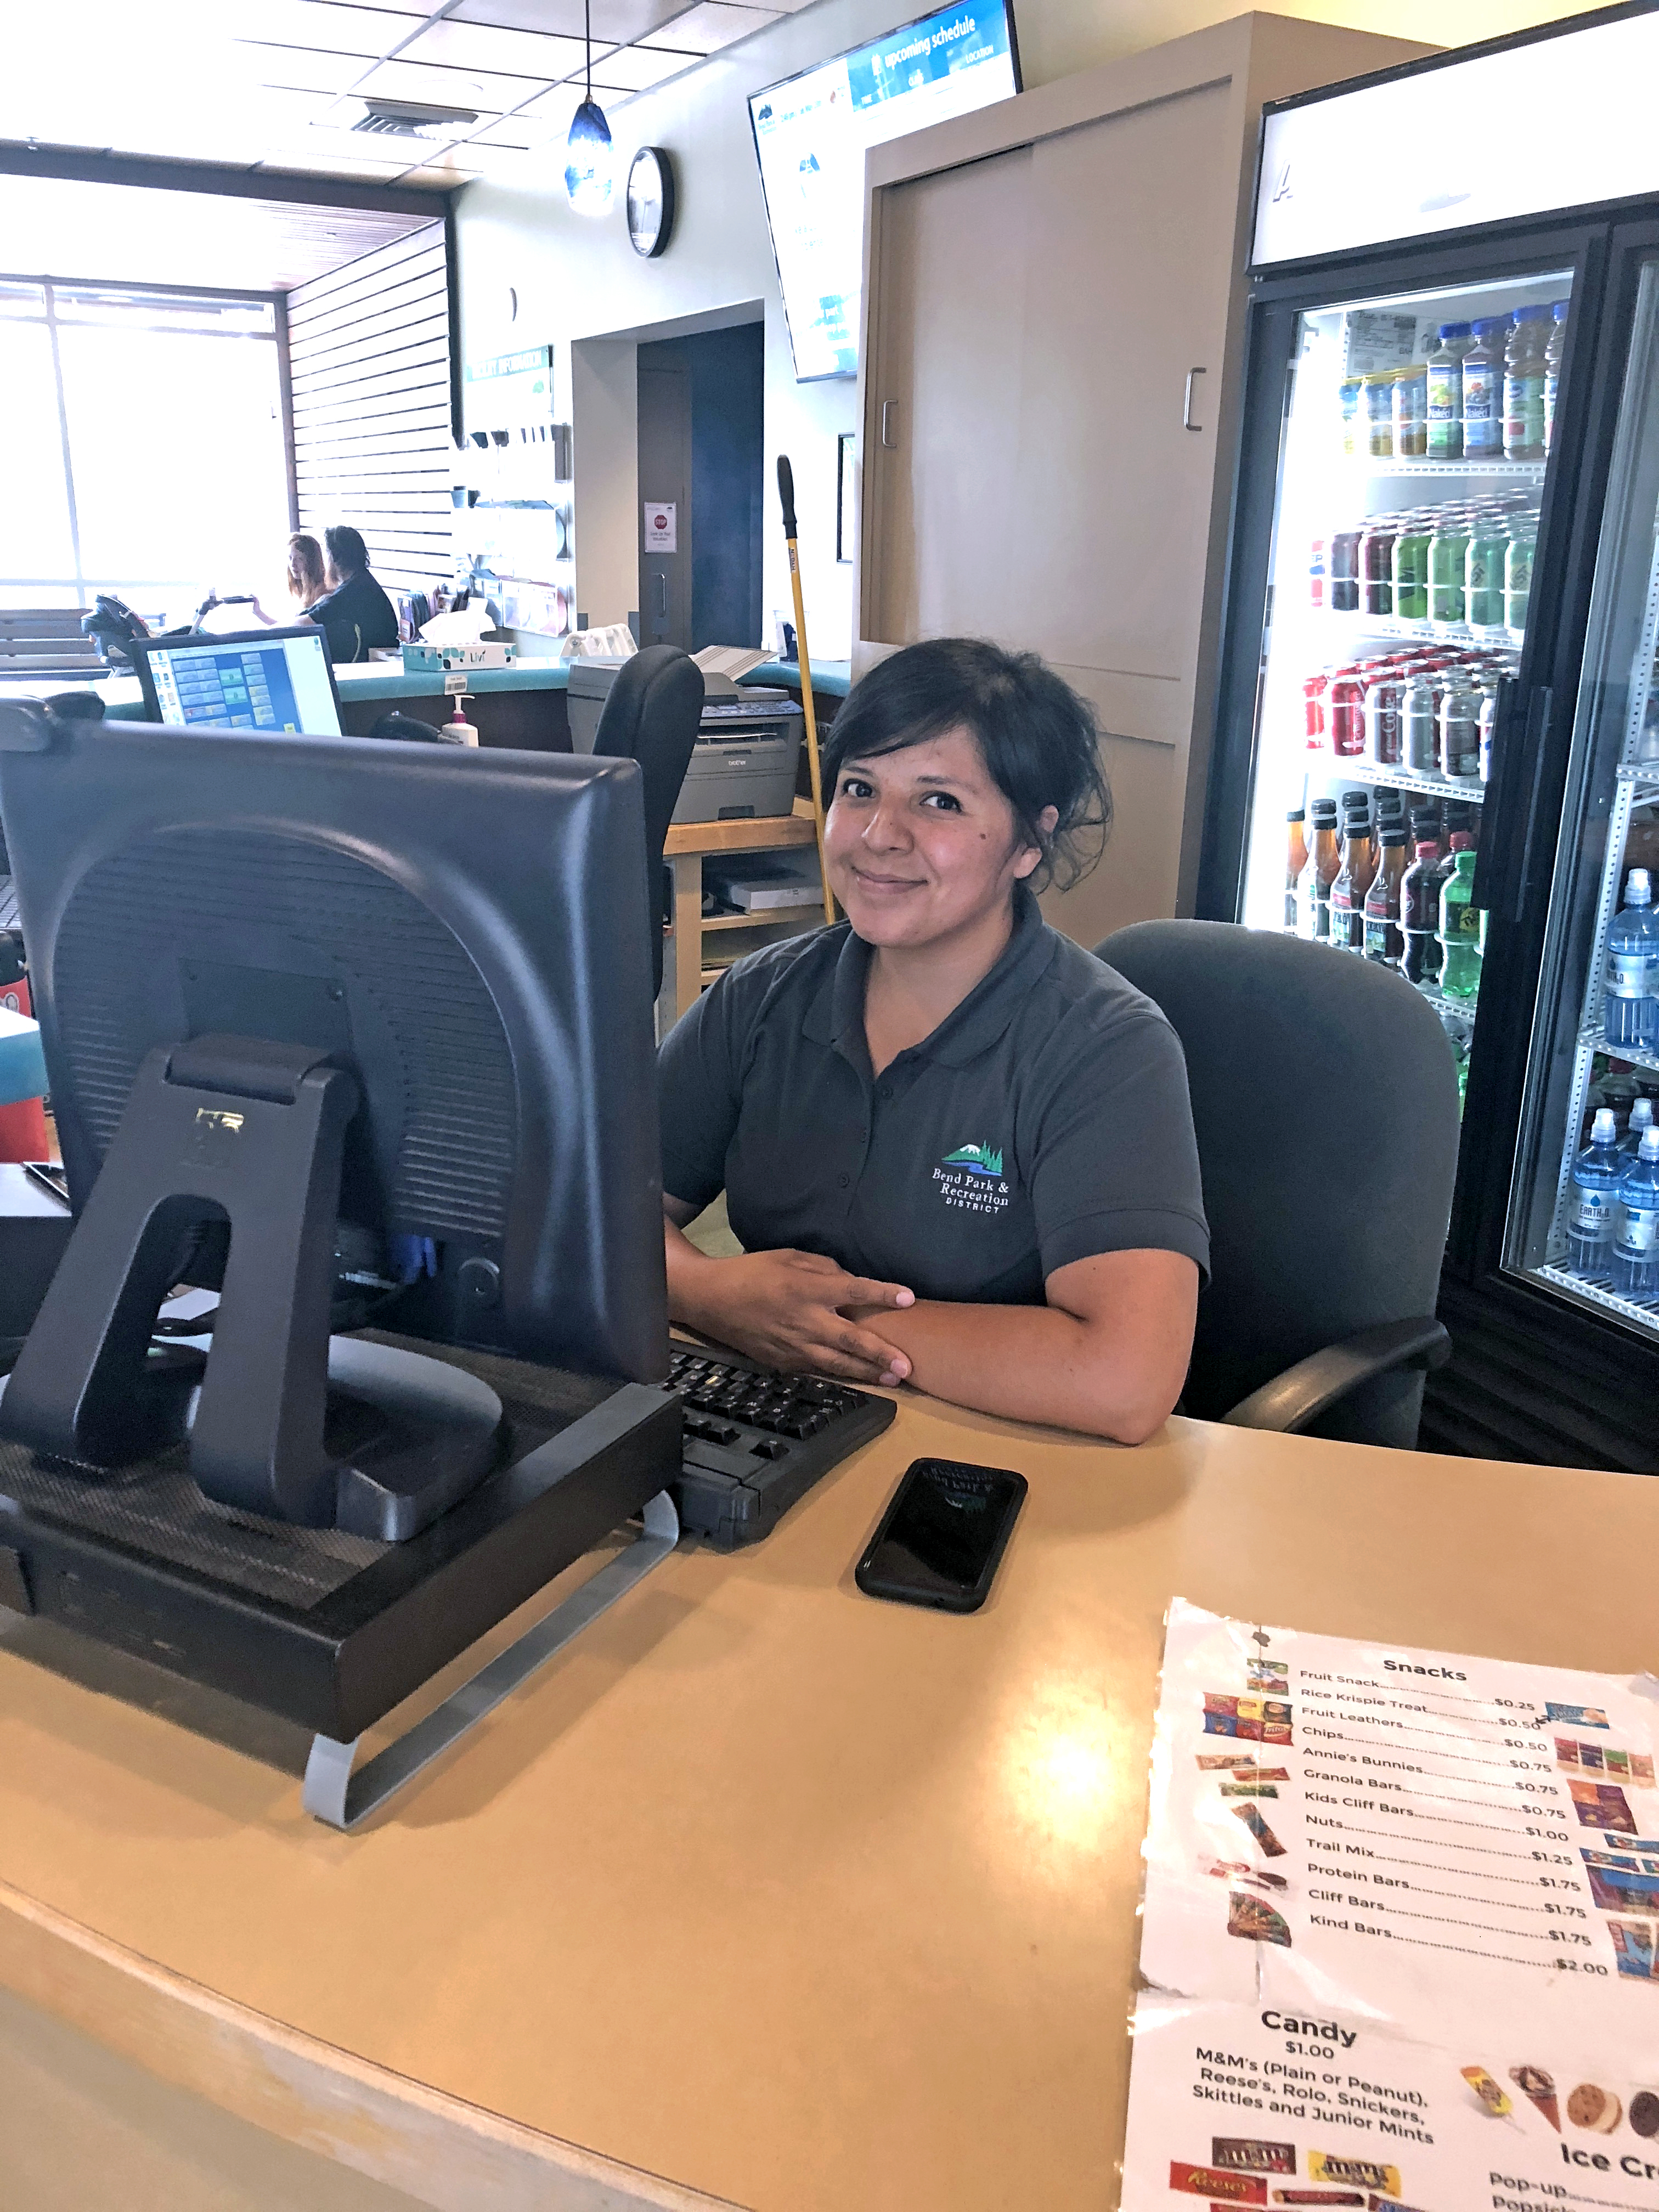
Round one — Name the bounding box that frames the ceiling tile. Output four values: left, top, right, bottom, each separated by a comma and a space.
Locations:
638, 1, 778, 55
585, 42, 697, 88
453, 0, 697, 44
215, 1, 420, 54
401, 20, 591, 80
353, 55, 537, 109
234, 43, 375, 94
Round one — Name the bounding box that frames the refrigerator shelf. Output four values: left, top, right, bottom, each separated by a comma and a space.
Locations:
1580, 1026, 1659, 1076
1531, 1262, 1659, 1334
1615, 761, 1659, 796
1316, 608, 1523, 647
1316, 755, 1487, 805
1345, 458, 1549, 481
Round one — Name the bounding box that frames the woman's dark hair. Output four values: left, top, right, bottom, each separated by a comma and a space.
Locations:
324, 524, 369, 578
821, 637, 1111, 892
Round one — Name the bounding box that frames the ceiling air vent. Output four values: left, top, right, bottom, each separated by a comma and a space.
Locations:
352, 99, 479, 138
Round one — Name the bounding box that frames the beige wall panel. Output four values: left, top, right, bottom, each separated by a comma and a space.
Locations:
865, 146, 1032, 646
1007, 83, 1231, 688
1040, 729, 1176, 949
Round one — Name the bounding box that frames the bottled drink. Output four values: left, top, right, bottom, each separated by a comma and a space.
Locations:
1612, 1127, 1659, 1297
1308, 537, 1327, 610
1478, 683, 1498, 783
1604, 867, 1659, 1048
1401, 823, 1445, 986
1504, 306, 1550, 463
1363, 372, 1395, 458
1621, 1095, 1656, 1158
1438, 844, 1482, 1001
1401, 669, 1440, 771
1504, 524, 1534, 631
1567, 1108, 1624, 1276
1363, 667, 1404, 764
1285, 806, 1308, 930
1329, 819, 1369, 951
1329, 528, 1362, 613
1341, 793, 1378, 898
1427, 511, 1471, 623
1440, 668, 1482, 780
1393, 365, 1428, 459
1328, 666, 1367, 758
1363, 825, 1409, 964
1462, 319, 1506, 459
1296, 799, 1340, 940
1543, 300, 1568, 455
1339, 376, 1364, 456
1465, 514, 1508, 627
1392, 516, 1432, 619
1304, 669, 1329, 751
1426, 324, 1471, 460
1360, 518, 1397, 616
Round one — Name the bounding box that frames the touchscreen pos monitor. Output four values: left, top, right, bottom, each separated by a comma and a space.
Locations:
129, 625, 345, 736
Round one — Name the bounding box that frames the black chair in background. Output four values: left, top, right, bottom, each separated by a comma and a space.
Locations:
1095, 921, 1458, 1448
592, 645, 705, 997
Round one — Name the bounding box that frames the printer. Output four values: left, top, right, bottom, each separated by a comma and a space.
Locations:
566, 660, 804, 825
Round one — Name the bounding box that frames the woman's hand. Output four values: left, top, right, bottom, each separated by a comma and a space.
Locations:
666, 1233, 915, 1385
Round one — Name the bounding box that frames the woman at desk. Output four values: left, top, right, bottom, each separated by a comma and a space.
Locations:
658, 639, 1209, 1444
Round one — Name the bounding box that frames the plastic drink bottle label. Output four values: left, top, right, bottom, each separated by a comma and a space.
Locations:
1607, 950, 1652, 997
1464, 364, 1501, 453
1618, 1202, 1659, 1255
1570, 1187, 1614, 1234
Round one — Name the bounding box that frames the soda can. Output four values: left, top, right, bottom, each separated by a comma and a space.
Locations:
1364, 671, 1404, 765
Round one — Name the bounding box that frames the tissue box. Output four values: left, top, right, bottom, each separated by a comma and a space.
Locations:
402, 640, 517, 672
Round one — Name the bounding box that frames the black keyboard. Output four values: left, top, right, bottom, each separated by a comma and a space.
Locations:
669, 1347, 896, 1548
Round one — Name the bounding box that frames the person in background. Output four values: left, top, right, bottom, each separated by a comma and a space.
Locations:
249, 533, 328, 627
303, 526, 399, 663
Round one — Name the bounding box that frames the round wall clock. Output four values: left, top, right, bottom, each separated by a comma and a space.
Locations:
626, 146, 675, 258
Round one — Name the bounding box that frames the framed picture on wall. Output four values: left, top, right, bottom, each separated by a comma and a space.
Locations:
836, 432, 856, 564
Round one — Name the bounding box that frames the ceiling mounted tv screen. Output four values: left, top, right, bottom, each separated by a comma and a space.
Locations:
751, 1, 1020, 382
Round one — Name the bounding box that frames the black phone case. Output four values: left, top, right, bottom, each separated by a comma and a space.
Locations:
854, 1457, 1026, 1613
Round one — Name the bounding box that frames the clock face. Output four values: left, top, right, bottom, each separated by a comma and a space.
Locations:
627, 146, 673, 257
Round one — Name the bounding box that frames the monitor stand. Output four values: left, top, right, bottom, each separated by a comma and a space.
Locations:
0, 1032, 504, 1539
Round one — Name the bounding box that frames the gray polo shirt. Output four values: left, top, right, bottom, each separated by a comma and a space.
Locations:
658, 888, 1209, 1305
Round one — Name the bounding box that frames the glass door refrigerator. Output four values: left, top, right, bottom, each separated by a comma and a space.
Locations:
1195, 2, 1659, 1468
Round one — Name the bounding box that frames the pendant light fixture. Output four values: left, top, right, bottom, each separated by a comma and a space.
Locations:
564, 0, 613, 217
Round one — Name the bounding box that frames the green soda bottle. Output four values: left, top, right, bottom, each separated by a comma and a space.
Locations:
1392, 513, 1432, 620
1438, 845, 1482, 1001
1505, 523, 1535, 632
1427, 509, 1471, 624
1465, 512, 1509, 628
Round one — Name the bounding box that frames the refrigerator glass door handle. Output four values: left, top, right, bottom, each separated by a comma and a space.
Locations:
1470, 674, 1520, 910
1183, 367, 1207, 431
1508, 687, 1554, 923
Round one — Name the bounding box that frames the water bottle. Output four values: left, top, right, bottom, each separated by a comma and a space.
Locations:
1566, 1108, 1623, 1276
1621, 1096, 1656, 1157
1604, 869, 1659, 1049
1611, 1126, 1659, 1298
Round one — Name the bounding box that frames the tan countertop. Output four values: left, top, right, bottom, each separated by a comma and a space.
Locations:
0, 1395, 1654, 2210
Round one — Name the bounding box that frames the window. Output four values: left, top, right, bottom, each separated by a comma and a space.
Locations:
0, 280, 290, 627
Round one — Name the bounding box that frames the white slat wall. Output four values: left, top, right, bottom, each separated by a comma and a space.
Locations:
286, 224, 454, 596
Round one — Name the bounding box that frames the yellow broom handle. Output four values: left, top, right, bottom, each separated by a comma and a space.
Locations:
777, 457, 834, 927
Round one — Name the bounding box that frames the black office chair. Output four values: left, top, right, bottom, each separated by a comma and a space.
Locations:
591, 645, 705, 996
1094, 921, 1457, 1448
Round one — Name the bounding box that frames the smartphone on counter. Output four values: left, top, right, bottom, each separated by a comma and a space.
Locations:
854, 1458, 1026, 1613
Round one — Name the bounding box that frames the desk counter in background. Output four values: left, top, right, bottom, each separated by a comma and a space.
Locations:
0, 1402, 1653, 2211
0, 656, 849, 759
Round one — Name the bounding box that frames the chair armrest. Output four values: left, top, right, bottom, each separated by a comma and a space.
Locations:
1221, 1317, 1451, 1435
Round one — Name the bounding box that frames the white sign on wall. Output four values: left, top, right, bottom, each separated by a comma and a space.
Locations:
643, 501, 677, 551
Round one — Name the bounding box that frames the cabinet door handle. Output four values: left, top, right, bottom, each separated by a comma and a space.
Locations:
881, 399, 899, 448
1183, 368, 1206, 432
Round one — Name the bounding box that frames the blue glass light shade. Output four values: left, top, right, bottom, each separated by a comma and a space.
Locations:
565, 99, 614, 217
